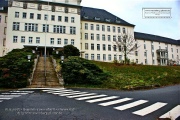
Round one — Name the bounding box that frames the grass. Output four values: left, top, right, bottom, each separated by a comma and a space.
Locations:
89, 61, 180, 90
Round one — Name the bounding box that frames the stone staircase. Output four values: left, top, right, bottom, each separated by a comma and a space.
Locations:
28, 57, 62, 88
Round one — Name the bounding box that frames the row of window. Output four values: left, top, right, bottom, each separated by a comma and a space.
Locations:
12, 36, 75, 45
84, 33, 121, 41
15, 12, 75, 23
85, 54, 123, 61
84, 23, 126, 33
13, 22, 76, 34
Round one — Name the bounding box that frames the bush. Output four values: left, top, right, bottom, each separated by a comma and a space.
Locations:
0, 48, 35, 88
61, 57, 109, 85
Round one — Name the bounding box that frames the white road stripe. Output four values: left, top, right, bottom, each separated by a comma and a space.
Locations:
76, 95, 107, 100
59, 92, 89, 96
0, 95, 21, 97
114, 100, 148, 111
48, 91, 80, 94
86, 96, 119, 103
1, 93, 28, 95
0, 98, 12, 100
43, 89, 72, 92
133, 102, 167, 116
99, 98, 133, 106
67, 93, 97, 98
159, 105, 180, 120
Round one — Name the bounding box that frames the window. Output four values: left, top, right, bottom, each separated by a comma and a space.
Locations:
37, 14, 41, 20
30, 13, 34, 19
152, 52, 154, 57
108, 54, 111, 61
51, 15, 55, 21
70, 27, 76, 34
118, 27, 120, 33
119, 55, 122, 61
13, 22, 20, 30
96, 24, 99, 30
91, 43, 94, 50
108, 35, 111, 41
44, 14, 48, 20
96, 34, 100, 40
85, 33, 88, 40
114, 55, 117, 60
102, 34, 105, 41
91, 24, 94, 30
71, 39, 74, 45
85, 54, 88, 59
58, 16, 62, 21
25, 23, 38, 32
144, 44, 146, 49
113, 35, 116, 41
0, 15, 1, 23
57, 38, 61, 44
3, 38, 6, 46
103, 44, 106, 50
135, 51, 138, 56
102, 25, 105, 31
85, 43, 88, 50
97, 44, 100, 50
144, 51, 147, 57
15, 12, 19, 18
113, 26, 116, 32
36, 37, 40, 44
108, 45, 111, 51
118, 36, 121, 42
145, 59, 147, 64
136, 59, 138, 64
91, 34, 94, 40
153, 60, 155, 64
123, 28, 126, 33
71, 17, 75, 23
97, 54, 100, 60
151, 45, 154, 50
172, 54, 174, 58
107, 26, 110, 32
65, 16, 68, 22
5, 16, 7, 23
159, 46, 161, 49
13, 36, 18, 43
64, 39, 68, 45
103, 54, 106, 61
91, 54, 94, 60
21, 36, 25, 43
53, 25, 66, 34
177, 55, 179, 59
171, 48, 173, 52
50, 38, 54, 44
29, 37, 33, 44
22, 12, 26, 18
113, 45, 116, 51
177, 49, 178, 53
42, 24, 49, 32
4, 27, 6, 35
85, 23, 88, 30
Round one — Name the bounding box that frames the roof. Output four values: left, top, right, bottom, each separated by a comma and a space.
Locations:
0, 0, 8, 7
134, 32, 180, 45
81, 7, 135, 27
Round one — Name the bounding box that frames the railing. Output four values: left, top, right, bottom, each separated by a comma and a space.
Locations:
156, 49, 168, 53
51, 56, 64, 86
28, 55, 39, 85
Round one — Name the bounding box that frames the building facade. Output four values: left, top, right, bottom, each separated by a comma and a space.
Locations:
0, 0, 180, 65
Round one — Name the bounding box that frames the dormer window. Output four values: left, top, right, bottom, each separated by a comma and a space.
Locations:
83, 16, 88, 19
94, 17, 100, 21
116, 20, 121, 23
105, 18, 111, 22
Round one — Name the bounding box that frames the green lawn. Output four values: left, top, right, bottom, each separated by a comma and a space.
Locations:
91, 61, 180, 90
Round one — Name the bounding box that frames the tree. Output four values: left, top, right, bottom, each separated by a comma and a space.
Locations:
63, 45, 80, 58
113, 33, 139, 64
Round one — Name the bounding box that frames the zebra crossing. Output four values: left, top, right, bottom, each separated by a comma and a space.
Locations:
0, 90, 34, 103
42, 88, 180, 120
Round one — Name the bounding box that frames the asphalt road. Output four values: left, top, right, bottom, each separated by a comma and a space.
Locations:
0, 85, 179, 120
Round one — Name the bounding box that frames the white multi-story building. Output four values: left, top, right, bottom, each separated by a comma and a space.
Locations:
0, 0, 180, 65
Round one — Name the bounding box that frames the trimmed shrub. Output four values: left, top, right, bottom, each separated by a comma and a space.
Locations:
61, 56, 109, 85
0, 48, 35, 88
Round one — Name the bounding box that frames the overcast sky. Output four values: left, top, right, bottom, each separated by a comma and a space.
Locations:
44, 0, 179, 40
